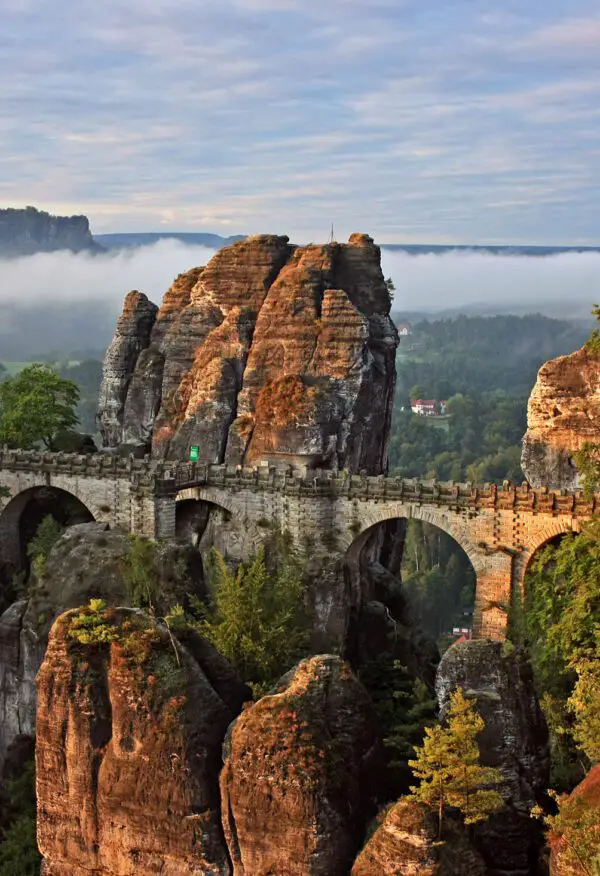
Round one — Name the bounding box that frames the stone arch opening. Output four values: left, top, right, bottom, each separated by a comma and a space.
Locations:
175, 498, 232, 547
345, 513, 477, 651
175, 490, 261, 565
0, 485, 94, 604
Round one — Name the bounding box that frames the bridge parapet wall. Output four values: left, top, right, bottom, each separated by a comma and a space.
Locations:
167, 462, 599, 517
0, 449, 159, 483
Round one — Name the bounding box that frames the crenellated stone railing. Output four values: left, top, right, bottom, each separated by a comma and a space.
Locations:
0, 451, 596, 517
163, 461, 599, 517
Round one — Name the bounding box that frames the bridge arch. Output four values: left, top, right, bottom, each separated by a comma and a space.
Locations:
513, 519, 583, 597
0, 485, 95, 591
342, 502, 487, 578
175, 487, 263, 560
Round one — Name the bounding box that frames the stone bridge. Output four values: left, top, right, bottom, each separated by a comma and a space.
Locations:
0, 450, 596, 641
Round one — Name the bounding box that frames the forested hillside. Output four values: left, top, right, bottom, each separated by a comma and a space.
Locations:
389, 314, 588, 484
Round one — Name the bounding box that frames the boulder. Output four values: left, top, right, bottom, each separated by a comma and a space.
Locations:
436, 639, 549, 875
37, 607, 249, 874
352, 799, 487, 875
522, 345, 600, 489
220, 655, 382, 875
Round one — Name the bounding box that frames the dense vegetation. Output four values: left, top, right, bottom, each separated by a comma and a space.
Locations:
388, 313, 588, 485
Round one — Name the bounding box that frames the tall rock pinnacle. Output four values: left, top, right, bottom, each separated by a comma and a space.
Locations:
98, 233, 399, 474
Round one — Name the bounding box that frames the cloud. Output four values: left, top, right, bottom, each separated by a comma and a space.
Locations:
0, 241, 217, 309
1, 1, 600, 243
381, 249, 600, 316
0, 240, 596, 335
522, 17, 600, 52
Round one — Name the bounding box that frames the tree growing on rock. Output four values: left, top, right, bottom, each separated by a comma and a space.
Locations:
409, 687, 503, 838
0, 364, 79, 450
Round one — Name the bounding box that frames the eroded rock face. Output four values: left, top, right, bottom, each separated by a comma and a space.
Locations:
436, 640, 549, 876
549, 764, 600, 876
0, 600, 40, 769
220, 655, 382, 875
97, 291, 158, 448
37, 607, 249, 875
352, 799, 487, 876
522, 345, 600, 488
0, 522, 205, 773
99, 234, 398, 473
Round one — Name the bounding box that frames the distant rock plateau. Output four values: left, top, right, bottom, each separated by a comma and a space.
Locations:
0, 206, 100, 257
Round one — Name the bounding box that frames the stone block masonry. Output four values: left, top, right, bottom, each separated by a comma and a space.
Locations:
0, 451, 595, 643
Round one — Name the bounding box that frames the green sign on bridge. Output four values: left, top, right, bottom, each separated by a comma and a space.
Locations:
189, 445, 200, 462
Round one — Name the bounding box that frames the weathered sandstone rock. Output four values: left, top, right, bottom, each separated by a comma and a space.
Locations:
37, 607, 249, 875
549, 764, 600, 876
97, 291, 158, 448
0, 522, 205, 773
99, 233, 398, 473
436, 639, 549, 876
220, 654, 382, 875
352, 799, 487, 875
522, 345, 600, 488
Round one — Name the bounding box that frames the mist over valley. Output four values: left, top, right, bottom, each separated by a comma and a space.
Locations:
0, 238, 596, 360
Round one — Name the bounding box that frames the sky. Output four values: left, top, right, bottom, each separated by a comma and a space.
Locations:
2, 0, 600, 244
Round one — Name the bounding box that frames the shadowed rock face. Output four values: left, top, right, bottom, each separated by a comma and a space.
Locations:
98, 234, 398, 473
522, 345, 600, 489
436, 640, 549, 876
37, 608, 250, 875
220, 655, 382, 876
97, 291, 158, 447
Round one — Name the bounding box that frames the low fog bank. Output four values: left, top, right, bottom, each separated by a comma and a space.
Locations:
0, 241, 218, 359
381, 249, 599, 320
0, 240, 596, 360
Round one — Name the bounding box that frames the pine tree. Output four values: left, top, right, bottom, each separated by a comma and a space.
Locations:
409, 687, 503, 838
201, 538, 309, 696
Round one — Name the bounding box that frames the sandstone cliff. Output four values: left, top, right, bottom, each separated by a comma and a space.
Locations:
220, 655, 382, 875
436, 640, 549, 876
98, 233, 398, 473
522, 344, 600, 488
0, 206, 99, 257
37, 606, 249, 875
0, 522, 205, 773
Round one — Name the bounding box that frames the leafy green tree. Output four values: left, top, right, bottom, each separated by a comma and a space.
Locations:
0, 364, 79, 450
122, 536, 162, 612
525, 521, 600, 782
0, 758, 40, 875
409, 688, 503, 838
358, 655, 437, 790
568, 632, 600, 764
26, 514, 64, 578
201, 538, 309, 697
533, 789, 600, 876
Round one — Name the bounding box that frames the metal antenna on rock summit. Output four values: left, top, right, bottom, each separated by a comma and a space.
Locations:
327, 223, 337, 244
